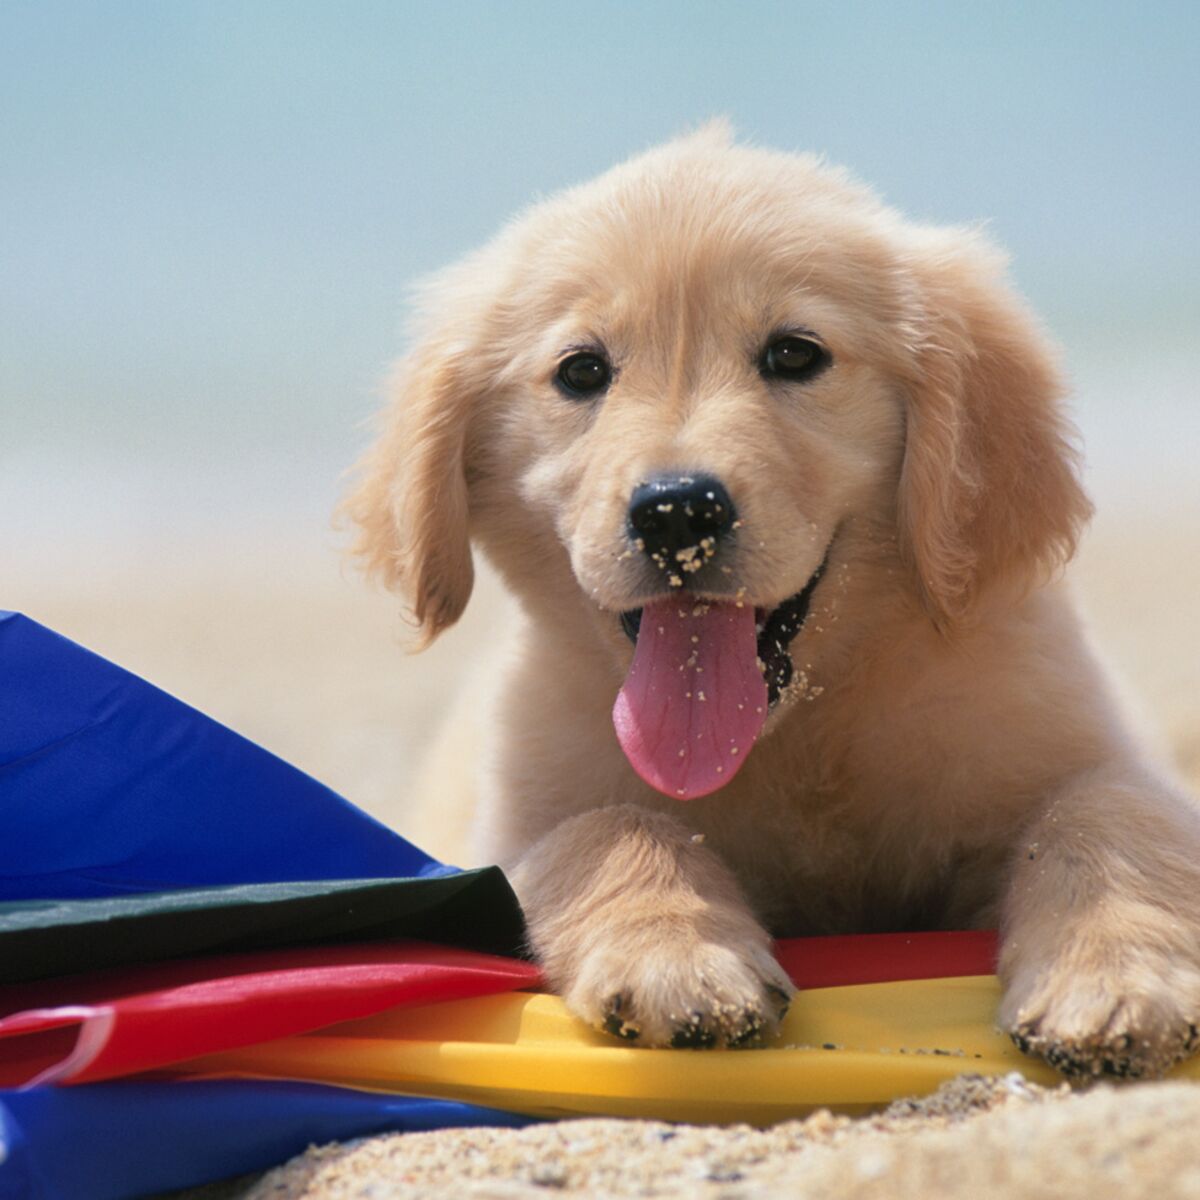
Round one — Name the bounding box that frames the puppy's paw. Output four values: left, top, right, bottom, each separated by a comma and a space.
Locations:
511, 805, 793, 1049
564, 933, 794, 1049
1001, 947, 1200, 1080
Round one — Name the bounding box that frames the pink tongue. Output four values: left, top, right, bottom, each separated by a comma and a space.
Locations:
613, 598, 769, 800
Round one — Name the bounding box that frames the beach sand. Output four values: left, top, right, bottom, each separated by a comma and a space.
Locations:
12, 512, 1200, 1197
223, 1074, 1200, 1199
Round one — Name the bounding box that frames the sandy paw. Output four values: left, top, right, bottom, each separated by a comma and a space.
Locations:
566, 939, 794, 1049
1009, 1010, 1199, 1080
1002, 966, 1200, 1080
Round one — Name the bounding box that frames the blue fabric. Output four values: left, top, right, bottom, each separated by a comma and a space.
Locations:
0, 612, 443, 899
0, 1081, 534, 1199
0, 613, 535, 1199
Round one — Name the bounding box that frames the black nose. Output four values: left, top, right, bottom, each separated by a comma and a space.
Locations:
628, 474, 737, 568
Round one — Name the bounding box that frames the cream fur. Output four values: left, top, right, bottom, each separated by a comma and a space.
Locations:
345, 124, 1200, 1074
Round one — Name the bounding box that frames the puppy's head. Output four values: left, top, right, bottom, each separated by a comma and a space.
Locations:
345, 123, 1090, 796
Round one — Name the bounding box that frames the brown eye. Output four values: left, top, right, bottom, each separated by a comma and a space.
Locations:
761, 335, 831, 382
556, 352, 611, 397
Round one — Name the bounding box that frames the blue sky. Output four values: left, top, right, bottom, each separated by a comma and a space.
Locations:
2, 0, 1197, 541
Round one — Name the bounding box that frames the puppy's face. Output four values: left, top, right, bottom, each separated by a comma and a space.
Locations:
494, 173, 907, 655
347, 127, 1089, 799
469, 141, 922, 705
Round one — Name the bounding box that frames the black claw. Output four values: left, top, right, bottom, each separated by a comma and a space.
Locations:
727, 1018, 765, 1049
1042, 1044, 1083, 1077
728, 1003, 766, 1047
603, 1012, 639, 1041
603, 994, 639, 1041
671, 1020, 718, 1049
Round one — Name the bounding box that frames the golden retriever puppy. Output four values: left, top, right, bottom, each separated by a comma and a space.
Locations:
345, 123, 1200, 1076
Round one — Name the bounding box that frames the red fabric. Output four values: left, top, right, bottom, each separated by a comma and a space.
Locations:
775, 929, 999, 988
0, 931, 999, 1088
0, 941, 542, 1087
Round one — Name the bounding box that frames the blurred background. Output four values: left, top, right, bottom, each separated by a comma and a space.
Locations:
3, 0, 1197, 824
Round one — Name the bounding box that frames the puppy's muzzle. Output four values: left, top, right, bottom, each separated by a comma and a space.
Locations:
627, 474, 736, 573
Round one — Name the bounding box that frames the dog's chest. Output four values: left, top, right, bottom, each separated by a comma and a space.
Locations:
685, 786, 996, 936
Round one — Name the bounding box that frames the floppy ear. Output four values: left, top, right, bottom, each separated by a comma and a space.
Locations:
341, 341, 475, 647
897, 233, 1093, 627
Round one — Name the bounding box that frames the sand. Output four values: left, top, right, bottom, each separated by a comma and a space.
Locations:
225, 1074, 1200, 1199
11, 513, 1200, 1197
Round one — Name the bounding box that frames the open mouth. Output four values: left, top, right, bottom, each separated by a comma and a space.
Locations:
612, 554, 829, 802
618, 558, 827, 707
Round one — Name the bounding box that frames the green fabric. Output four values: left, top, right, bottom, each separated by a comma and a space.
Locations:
0, 869, 526, 983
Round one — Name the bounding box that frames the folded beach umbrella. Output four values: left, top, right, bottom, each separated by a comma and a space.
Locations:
0, 611, 537, 1197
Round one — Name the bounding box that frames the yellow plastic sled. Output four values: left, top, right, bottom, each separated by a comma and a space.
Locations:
178, 974, 1200, 1124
